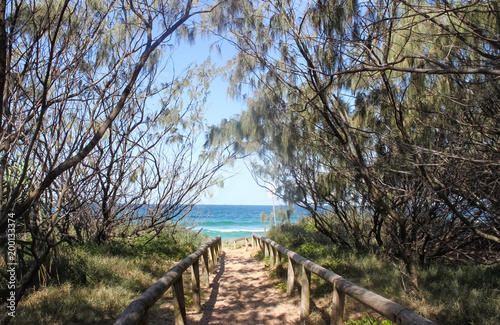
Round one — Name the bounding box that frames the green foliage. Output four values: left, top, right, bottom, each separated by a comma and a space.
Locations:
5, 228, 210, 324
266, 218, 500, 324
260, 211, 271, 225
266, 218, 331, 249
207, 0, 500, 273
296, 242, 333, 261
273, 281, 287, 293
345, 316, 392, 325
30, 227, 209, 288
419, 262, 500, 325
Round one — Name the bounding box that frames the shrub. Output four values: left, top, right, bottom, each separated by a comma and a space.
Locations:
265, 216, 500, 325
10, 226, 211, 324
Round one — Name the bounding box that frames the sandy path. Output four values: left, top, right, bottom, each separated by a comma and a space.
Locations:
190, 247, 300, 325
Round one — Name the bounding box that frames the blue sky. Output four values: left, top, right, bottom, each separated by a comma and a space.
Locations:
199, 159, 278, 205
167, 36, 277, 206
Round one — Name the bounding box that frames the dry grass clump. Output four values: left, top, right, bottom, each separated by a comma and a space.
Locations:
265, 219, 500, 325
8, 228, 209, 325
15, 283, 133, 324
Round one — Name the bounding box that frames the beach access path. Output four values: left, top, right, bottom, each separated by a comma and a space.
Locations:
150, 246, 301, 324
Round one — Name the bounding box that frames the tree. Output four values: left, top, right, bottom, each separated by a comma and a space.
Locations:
207, 0, 500, 294
0, 0, 241, 321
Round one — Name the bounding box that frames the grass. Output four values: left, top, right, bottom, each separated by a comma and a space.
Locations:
6, 227, 211, 325
6, 220, 499, 324
264, 218, 500, 325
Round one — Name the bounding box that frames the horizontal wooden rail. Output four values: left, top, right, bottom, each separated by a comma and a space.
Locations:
114, 236, 222, 325
233, 236, 252, 250
252, 234, 436, 325
233, 236, 250, 242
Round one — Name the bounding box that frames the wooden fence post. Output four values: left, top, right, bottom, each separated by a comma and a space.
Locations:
245, 238, 249, 250
191, 260, 201, 313
202, 251, 210, 287
287, 258, 296, 296
270, 246, 275, 268
331, 280, 345, 325
301, 265, 311, 321
209, 246, 217, 272
237, 236, 436, 325
172, 275, 187, 325
207, 248, 213, 273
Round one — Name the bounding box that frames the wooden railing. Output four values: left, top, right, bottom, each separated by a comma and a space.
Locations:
252, 234, 436, 325
114, 236, 222, 325
233, 236, 251, 250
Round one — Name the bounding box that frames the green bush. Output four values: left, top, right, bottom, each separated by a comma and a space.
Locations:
265, 216, 500, 325
10, 226, 211, 325
296, 242, 332, 260
266, 217, 331, 249
345, 316, 392, 325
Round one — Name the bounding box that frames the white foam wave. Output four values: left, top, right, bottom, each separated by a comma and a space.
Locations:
193, 226, 264, 232
201, 229, 264, 233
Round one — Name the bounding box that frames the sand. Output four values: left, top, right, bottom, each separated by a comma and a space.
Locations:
187, 247, 300, 325
147, 246, 301, 324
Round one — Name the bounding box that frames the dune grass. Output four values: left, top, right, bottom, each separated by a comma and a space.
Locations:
264, 218, 500, 325
8, 221, 499, 324
8, 228, 210, 325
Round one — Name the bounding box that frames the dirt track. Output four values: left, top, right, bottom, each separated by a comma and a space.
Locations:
188, 247, 300, 325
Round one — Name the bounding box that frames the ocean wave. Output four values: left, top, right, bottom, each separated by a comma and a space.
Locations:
193, 226, 264, 232
199, 221, 239, 227
200, 229, 265, 240
215, 228, 264, 233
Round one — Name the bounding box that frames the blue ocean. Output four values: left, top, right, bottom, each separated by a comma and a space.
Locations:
182, 205, 308, 240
